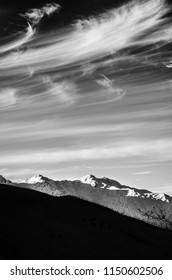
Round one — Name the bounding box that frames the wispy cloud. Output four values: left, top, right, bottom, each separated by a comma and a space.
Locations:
96, 75, 125, 101
0, 0, 171, 108
47, 79, 77, 105
82, 63, 96, 76
1, 139, 172, 166
96, 75, 113, 90
1, 0, 171, 69
0, 88, 17, 108
0, 24, 34, 54
23, 3, 61, 26
134, 171, 153, 175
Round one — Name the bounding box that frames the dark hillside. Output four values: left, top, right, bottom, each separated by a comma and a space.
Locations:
0, 183, 172, 260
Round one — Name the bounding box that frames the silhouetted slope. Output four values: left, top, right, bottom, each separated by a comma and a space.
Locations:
0, 183, 172, 260
19, 174, 172, 230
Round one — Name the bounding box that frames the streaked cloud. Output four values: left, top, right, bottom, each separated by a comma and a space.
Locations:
1, 0, 171, 70
1, 139, 172, 165
0, 0, 172, 192
0, 0, 171, 108
134, 171, 153, 175
0, 24, 35, 54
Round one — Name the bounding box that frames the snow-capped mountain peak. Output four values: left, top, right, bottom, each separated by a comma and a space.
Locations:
23, 174, 46, 184
80, 174, 97, 187
21, 174, 66, 197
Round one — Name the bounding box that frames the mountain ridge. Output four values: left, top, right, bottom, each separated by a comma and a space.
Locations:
0, 175, 14, 185
1, 173, 172, 230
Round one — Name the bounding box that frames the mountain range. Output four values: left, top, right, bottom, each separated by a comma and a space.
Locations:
1, 173, 172, 230
1, 173, 172, 259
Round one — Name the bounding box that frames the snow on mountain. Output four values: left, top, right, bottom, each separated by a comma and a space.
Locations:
22, 174, 45, 184
74, 175, 172, 230
125, 188, 141, 197
1, 173, 172, 230
142, 192, 169, 202
21, 174, 66, 197
79, 175, 170, 203
80, 174, 121, 189
80, 174, 97, 187
106, 186, 119, 190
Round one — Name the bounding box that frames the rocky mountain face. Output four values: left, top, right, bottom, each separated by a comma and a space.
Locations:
1, 173, 172, 230
0, 175, 13, 185
20, 174, 66, 197
60, 175, 172, 230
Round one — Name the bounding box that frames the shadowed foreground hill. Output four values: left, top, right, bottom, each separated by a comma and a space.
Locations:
0, 183, 172, 260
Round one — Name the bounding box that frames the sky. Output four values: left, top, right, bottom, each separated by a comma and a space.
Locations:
0, 0, 172, 194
